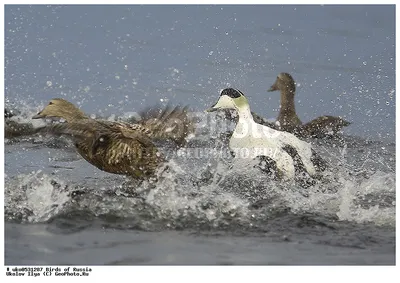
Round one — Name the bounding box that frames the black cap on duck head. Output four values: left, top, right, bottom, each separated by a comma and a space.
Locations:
220, 88, 244, 98
206, 88, 248, 112
268, 72, 296, 94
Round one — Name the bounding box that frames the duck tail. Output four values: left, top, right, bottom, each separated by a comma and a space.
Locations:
138, 104, 195, 147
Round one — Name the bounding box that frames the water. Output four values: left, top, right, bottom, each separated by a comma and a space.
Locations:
3, 5, 395, 265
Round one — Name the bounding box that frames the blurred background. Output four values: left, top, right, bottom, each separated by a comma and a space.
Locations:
4, 5, 395, 141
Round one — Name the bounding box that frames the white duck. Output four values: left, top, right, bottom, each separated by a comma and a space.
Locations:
206, 88, 325, 181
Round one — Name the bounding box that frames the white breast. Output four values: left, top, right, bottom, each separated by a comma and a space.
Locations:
229, 119, 316, 179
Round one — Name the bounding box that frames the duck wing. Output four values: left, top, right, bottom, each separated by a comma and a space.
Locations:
251, 112, 280, 130
279, 134, 328, 176
280, 139, 316, 177
302, 115, 351, 137
138, 104, 195, 147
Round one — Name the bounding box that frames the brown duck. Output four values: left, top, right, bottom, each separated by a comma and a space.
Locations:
32, 98, 194, 179
5, 108, 43, 139
268, 73, 351, 138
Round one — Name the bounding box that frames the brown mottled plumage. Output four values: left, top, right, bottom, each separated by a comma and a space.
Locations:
5, 119, 39, 139
268, 73, 351, 138
5, 108, 43, 139
39, 119, 163, 179
5, 108, 16, 119
32, 98, 194, 179
136, 104, 194, 147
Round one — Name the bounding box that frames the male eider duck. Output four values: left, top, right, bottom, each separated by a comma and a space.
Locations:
206, 88, 326, 181
268, 73, 351, 138
32, 98, 194, 179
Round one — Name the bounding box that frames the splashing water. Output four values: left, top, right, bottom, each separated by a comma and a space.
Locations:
4, 108, 395, 232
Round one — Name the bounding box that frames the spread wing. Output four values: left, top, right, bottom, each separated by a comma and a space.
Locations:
137, 104, 195, 146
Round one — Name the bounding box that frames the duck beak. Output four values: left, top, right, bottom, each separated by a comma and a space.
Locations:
205, 106, 218, 112
32, 112, 44, 119
342, 120, 352, 126
205, 99, 219, 112
205, 95, 234, 112
268, 83, 278, 92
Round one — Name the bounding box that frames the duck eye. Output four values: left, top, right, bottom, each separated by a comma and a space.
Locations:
48, 102, 54, 105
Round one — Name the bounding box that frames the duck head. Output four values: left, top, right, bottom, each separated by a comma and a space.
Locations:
206, 88, 249, 112
32, 98, 86, 122
268, 72, 296, 95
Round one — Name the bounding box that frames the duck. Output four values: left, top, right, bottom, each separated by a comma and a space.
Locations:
268, 72, 351, 138
5, 108, 16, 118
5, 108, 42, 139
206, 88, 326, 181
32, 98, 194, 180
5, 120, 39, 139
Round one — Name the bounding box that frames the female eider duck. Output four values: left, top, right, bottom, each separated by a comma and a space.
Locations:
268, 73, 351, 138
206, 88, 326, 181
5, 108, 42, 139
32, 98, 194, 179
